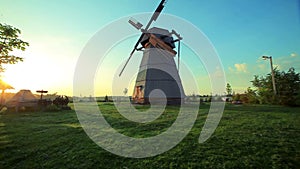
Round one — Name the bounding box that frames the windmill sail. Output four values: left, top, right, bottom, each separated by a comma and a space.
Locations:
119, 0, 167, 77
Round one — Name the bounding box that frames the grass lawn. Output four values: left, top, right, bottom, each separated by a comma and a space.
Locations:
0, 103, 299, 168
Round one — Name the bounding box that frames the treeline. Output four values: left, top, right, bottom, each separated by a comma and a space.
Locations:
234, 67, 300, 106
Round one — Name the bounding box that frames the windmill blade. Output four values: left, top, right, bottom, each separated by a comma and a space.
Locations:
144, 0, 166, 30
118, 49, 135, 77
119, 34, 145, 77
178, 40, 180, 72
119, 0, 167, 77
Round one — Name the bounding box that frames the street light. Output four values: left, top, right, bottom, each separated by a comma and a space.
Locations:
262, 55, 277, 95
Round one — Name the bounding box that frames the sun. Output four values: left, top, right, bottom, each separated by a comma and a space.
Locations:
3, 63, 38, 93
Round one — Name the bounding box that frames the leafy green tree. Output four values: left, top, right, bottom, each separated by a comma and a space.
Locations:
251, 67, 300, 106
232, 93, 240, 101
0, 23, 29, 72
251, 74, 274, 104
226, 83, 232, 96
276, 68, 300, 105
244, 87, 259, 104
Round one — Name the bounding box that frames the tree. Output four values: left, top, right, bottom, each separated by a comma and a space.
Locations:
123, 88, 128, 95
104, 95, 109, 102
233, 93, 240, 101
243, 87, 259, 104
226, 83, 232, 96
251, 75, 274, 104
0, 23, 29, 72
276, 67, 300, 106
251, 67, 300, 106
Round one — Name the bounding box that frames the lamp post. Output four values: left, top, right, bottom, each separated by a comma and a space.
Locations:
262, 56, 276, 95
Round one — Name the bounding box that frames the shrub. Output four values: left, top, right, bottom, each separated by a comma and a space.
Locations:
44, 104, 60, 112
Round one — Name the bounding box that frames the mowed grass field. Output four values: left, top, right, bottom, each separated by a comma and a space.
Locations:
0, 103, 299, 169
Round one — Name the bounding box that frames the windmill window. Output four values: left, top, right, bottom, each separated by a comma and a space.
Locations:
139, 85, 144, 91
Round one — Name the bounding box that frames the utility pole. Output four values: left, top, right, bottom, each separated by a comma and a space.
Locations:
262, 56, 277, 95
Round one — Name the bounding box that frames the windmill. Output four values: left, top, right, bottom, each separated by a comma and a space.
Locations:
119, 0, 185, 105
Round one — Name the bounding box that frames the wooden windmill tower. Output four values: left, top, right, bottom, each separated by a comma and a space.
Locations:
119, 0, 185, 105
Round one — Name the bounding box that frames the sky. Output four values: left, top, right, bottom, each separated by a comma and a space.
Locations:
1, 0, 300, 96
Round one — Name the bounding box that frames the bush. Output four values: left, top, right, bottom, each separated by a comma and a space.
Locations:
44, 104, 60, 112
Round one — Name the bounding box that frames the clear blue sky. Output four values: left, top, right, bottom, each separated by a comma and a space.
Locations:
1, 0, 299, 96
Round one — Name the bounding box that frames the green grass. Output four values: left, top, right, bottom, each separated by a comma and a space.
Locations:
0, 103, 299, 168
